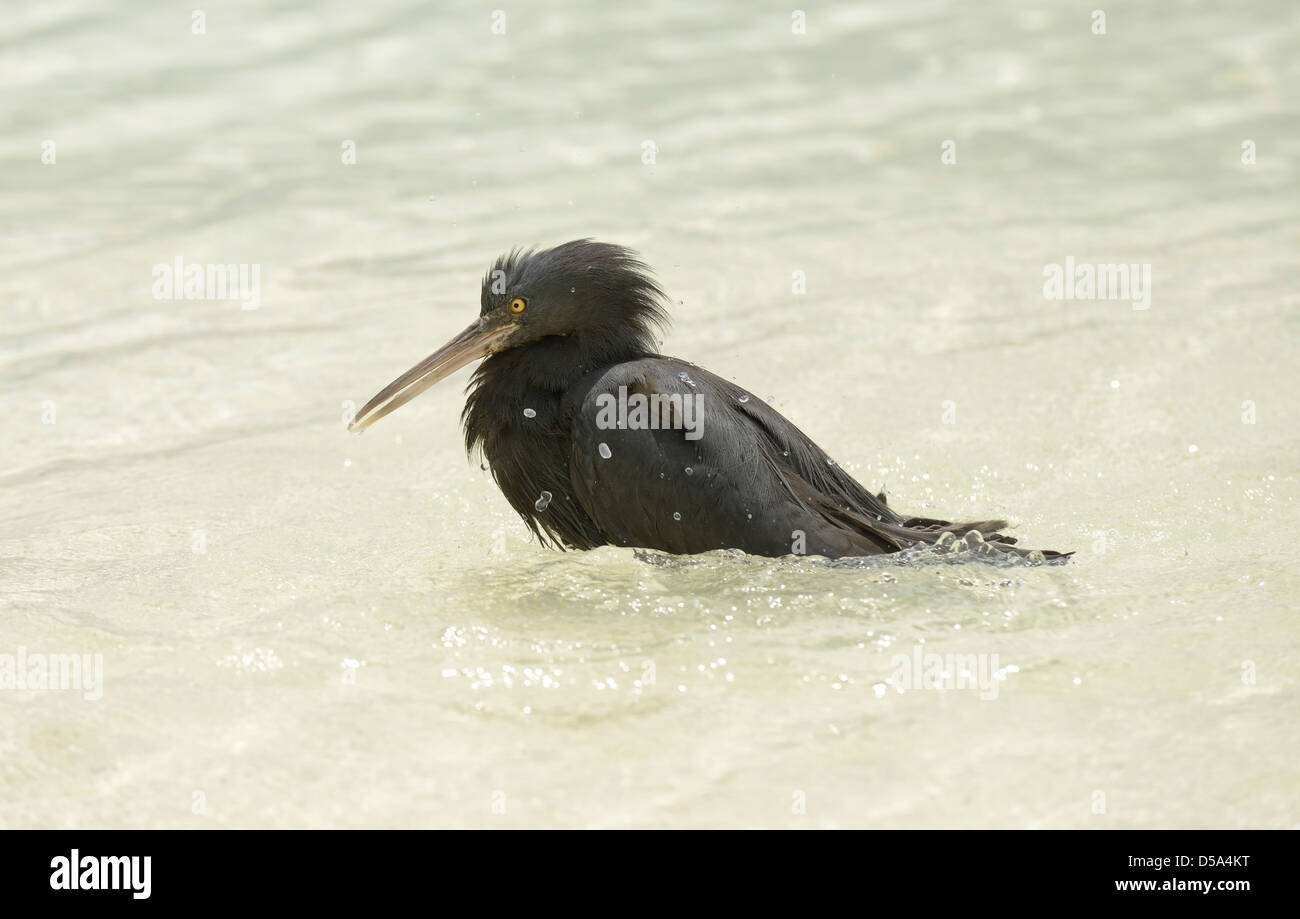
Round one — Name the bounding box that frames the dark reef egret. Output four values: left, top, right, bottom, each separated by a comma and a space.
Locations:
349, 239, 1068, 561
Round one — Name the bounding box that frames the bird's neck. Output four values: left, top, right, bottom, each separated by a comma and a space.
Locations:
463, 331, 655, 459
463, 332, 647, 550
477, 331, 654, 394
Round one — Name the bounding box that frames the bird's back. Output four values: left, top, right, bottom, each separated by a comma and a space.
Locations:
561, 356, 1068, 560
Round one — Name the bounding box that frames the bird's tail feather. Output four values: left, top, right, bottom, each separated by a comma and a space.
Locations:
832, 506, 1071, 560
884, 516, 1070, 560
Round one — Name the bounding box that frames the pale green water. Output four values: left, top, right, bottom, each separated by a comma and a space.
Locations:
1, 0, 1297, 827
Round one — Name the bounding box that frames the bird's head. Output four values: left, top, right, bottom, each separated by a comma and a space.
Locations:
348, 240, 668, 432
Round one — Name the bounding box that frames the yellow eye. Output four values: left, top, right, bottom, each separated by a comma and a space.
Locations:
509, 297, 527, 313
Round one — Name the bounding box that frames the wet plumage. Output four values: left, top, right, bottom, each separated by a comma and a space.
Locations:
350, 240, 1069, 561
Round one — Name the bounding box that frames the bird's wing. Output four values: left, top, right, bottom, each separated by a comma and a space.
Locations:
679, 364, 1075, 558
721, 372, 900, 523
564, 358, 923, 557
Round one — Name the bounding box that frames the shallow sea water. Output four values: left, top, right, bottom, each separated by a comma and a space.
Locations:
2, 0, 1297, 827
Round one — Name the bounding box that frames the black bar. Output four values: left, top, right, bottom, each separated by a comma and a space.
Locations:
0, 830, 1284, 905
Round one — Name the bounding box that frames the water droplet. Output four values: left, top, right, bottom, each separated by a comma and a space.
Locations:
534, 491, 552, 511
684, 466, 693, 475
672, 512, 682, 521
737, 394, 749, 403
598, 443, 612, 459
522, 408, 536, 418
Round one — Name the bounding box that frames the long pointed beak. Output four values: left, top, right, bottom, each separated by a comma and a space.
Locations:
348, 317, 518, 432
